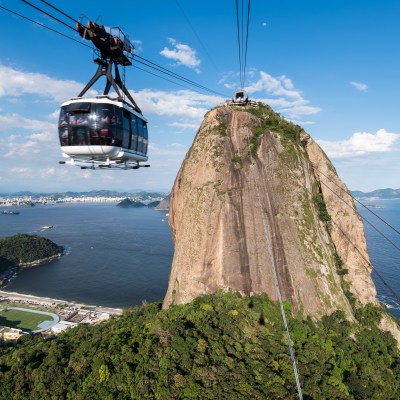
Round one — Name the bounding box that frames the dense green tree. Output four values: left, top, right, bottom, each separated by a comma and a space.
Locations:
0, 234, 61, 264
0, 292, 399, 399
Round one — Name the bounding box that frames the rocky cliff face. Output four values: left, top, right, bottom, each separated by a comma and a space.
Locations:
163, 104, 377, 318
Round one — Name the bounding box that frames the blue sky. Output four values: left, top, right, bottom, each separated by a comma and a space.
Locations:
0, 0, 399, 193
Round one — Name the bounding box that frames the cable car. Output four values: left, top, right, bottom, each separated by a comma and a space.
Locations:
230, 90, 257, 107
59, 20, 149, 169
232, 90, 249, 105
59, 96, 148, 168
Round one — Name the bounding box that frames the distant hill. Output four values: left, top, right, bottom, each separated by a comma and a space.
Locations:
0, 190, 168, 199
116, 198, 146, 208
155, 194, 171, 210
352, 188, 400, 199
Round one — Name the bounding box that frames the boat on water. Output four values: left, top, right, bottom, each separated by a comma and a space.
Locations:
1, 210, 20, 215
41, 225, 54, 230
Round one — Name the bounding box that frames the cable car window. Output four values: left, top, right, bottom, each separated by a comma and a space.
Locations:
114, 107, 123, 147
142, 121, 148, 155
58, 106, 70, 146
122, 109, 131, 149
130, 114, 138, 151
67, 102, 91, 113
94, 104, 117, 146
68, 113, 90, 145
137, 118, 144, 153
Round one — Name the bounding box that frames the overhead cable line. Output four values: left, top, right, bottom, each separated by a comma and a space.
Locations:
243, 127, 303, 399
243, 0, 251, 88
38, 0, 80, 24
175, 0, 220, 73
20, 0, 76, 32
32, 0, 228, 97
133, 55, 227, 97
281, 160, 400, 304
241, 0, 244, 88
9, 2, 228, 98
235, 0, 251, 89
132, 64, 215, 95
316, 169, 400, 238
318, 180, 400, 255
235, 0, 243, 88
0, 4, 93, 49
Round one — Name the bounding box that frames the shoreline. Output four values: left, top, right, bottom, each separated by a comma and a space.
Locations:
18, 251, 63, 268
0, 289, 123, 315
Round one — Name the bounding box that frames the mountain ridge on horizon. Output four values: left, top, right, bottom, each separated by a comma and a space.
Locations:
0, 189, 170, 197
352, 188, 400, 199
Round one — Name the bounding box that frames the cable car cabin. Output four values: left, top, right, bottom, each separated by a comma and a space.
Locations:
58, 97, 148, 169
232, 90, 249, 105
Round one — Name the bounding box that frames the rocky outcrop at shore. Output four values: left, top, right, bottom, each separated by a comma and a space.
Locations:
155, 194, 170, 211
163, 104, 378, 320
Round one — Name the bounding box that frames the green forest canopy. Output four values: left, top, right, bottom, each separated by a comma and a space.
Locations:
0, 234, 61, 265
0, 291, 399, 399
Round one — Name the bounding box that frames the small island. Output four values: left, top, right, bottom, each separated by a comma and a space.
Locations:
0, 234, 63, 286
116, 198, 146, 208
116, 198, 161, 208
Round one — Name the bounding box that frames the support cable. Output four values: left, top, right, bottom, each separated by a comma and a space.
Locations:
318, 179, 400, 255
241, 0, 244, 88
39, 0, 80, 24
0, 4, 92, 49
242, 121, 303, 399
243, 0, 251, 88
235, 0, 243, 89
20, 0, 76, 32
175, 0, 219, 72
281, 158, 400, 304
4, 3, 229, 98
252, 173, 303, 399
316, 169, 400, 238
131, 64, 214, 95
133, 56, 227, 97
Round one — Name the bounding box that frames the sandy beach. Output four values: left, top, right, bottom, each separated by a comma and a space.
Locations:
0, 289, 123, 315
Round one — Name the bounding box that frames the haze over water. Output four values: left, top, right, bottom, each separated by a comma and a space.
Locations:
0, 201, 399, 318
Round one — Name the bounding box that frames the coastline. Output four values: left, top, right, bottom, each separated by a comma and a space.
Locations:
0, 289, 123, 315
18, 251, 64, 268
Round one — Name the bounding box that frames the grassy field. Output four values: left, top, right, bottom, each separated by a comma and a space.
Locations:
0, 308, 53, 331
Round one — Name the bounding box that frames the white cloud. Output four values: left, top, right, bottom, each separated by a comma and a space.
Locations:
131, 40, 143, 52
0, 113, 58, 160
132, 88, 221, 122
317, 129, 400, 159
0, 65, 86, 102
262, 22, 267, 27
10, 167, 32, 175
160, 38, 201, 72
349, 81, 368, 92
0, 113, 54, 131
243, 71, 320, 121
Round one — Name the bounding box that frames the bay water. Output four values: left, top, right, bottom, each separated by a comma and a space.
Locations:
0, 200, 399, 318
0, 203, 172, 308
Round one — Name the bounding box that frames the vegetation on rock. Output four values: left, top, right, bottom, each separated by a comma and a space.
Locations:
116, 198, 146, 208
0, 234, 61, 265
0, 292, 398, 399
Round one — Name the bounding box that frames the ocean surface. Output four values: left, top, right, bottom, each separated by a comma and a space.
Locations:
358, 199, 400, 319
0, 203, 173, 308
0, 200, 399, 318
